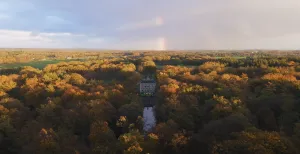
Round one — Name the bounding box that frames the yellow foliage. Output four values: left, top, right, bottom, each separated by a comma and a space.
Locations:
199, 62, 225, 73
262, 73, 297, 82
148, 133, 159, 140
171, 133, 189, 148
0, 75, 17, 91
125, 143, 143, 154
221, 74, 242, 81
161, 83, 180, 94
117, 116, 128, 127
0, 91, 8, 98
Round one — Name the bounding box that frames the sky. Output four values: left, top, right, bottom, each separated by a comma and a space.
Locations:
0, 0, 300, 50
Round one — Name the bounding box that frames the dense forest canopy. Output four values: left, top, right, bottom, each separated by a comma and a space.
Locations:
0, 50, 300, 154
1, 49, 300, 64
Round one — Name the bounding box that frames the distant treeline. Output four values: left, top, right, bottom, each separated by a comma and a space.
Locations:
1, 49, 300, 64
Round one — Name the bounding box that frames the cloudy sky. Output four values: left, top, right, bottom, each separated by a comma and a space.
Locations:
0, 0, 300, 50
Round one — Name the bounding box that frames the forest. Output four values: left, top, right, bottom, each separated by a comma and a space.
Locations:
0, 50, 300, 154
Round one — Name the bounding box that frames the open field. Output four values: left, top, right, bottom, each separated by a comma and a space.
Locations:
0, 59, 81, 69
215, 56, 247, 59
156, 65, 198, 69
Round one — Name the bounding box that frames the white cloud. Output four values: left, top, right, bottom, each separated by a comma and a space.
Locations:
0, 30, 53, 48
86, 38, 103, 43
0, 14, 10, 20
35, 32, 85, 38
104, 37, 166, 50
2, 0, 300, 49
243, 33, 300, 50
0, 29, 158, 50
46, 15, 69, 24
153, 0, 300, 50
116, 16, 164, 31
0, 29, 103, 48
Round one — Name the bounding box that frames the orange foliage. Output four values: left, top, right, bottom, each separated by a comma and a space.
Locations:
262, 73, 297, 82
160, 83, 179, 94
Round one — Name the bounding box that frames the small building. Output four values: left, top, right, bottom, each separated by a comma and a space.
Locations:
140, 76, 156, 96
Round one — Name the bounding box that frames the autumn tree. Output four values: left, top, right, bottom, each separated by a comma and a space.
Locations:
89, 121, 117, 154
212, 130, 297, 154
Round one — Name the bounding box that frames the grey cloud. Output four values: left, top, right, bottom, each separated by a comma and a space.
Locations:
2, 0, 300, 49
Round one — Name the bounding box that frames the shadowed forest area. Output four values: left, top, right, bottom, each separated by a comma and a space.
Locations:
0, 50, 300, 154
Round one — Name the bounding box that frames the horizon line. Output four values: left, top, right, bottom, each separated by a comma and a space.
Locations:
0, 48, 299, 51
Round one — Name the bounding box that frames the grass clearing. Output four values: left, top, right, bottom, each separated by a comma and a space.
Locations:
215, 56, 247, 59
0, 59, 78, 69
